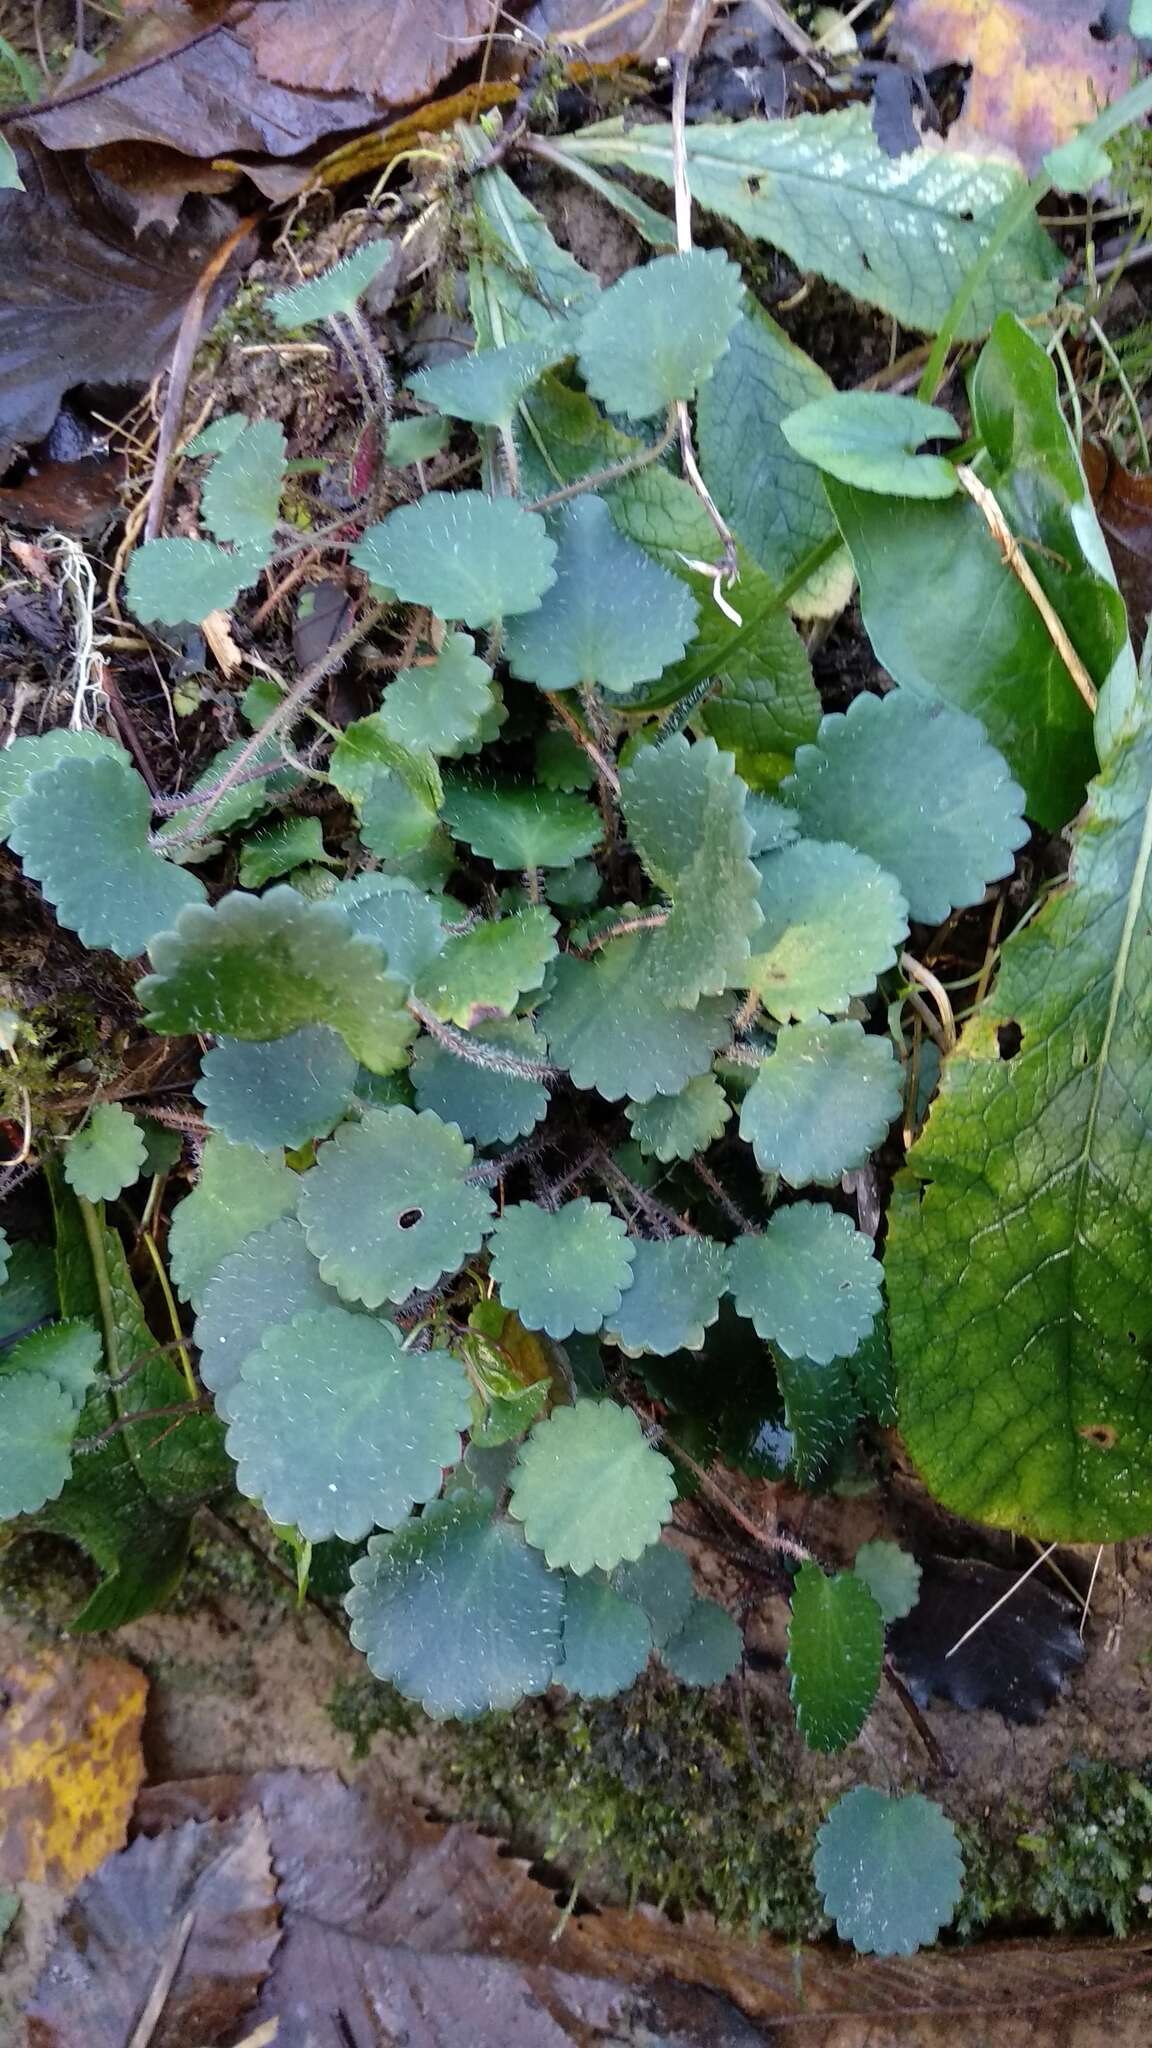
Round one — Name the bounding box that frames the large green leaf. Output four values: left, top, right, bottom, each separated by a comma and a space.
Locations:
728, 1203, 882, 1363
509, 1399, 676, 1572
625, 1073, 732, 1161
227, 1307, 470, 1541
814, 1790, 963, 1956
554, 1575, 652, 1698
353, 492, 557, 625
8, 754, 206, 958
410, 1019, 549, 1143
746, 840, 908, 1020
194, 1216, 337, 1415
576, 249, 743, 419
887, 669, 1152, 1541
346, 1487, 564, 1717
0, 730, 127, 841
489, 1199, 635, 1339
739, 1021, 902, 1184
784, 691, 1028, 923
168, 1136, 297, 1308
787, 1563, 883, 1752
297, 1107, 493, 1308
63, 1104, 146, 1203
782, 393, 960, 499
194, 1027, 358, 1150
558, 108, 1062, 334
441, 779, 600, 869
416, 908, 558, 1026
505, 495, 698, 693
542, 936, 729, 1102
380, 634, 499, 756
621, 736, 762, 1005
603, 1237, 729, 1357
139, 888, 415, 1075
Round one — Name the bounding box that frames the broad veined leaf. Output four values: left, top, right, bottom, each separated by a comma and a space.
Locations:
787, 1562, 884, 1752
621, 736, 762, 1004
226, 1306, 471, 1541
139, 888, 415, 1075
781, 392, 960, 499
411, 1019, 549, 1143
509, 1399, 676, 1572
194, 1027, 358, 1150
353, 492, 556, 626
888, 669, 1152, 1541
200, 418, 286, 549
268, 238, 394, 326
558, 108, 1063, 334
625, 1073, 732, 1160
470, 163, 600, 345
410, 328, 579, 425
380, 634, 499, 756
346, 1486, 564, 1717
854, 1539, 922, 1624
577, 249, 743, 418
661, 1597, 743, 1686
63, 1104, 146, 1203
125, 537, 266, 627
0, 729, 127, 841
194, 1216, 337, 1415
0, 1373, 84, 1518
297, 1106, 493, 1309
784, 692, 1028, 924
543, 936, 730, 1102
167, 1135, 297, 1308
728, 1203, 882, 1363
774, 1348, 861, 1486
554, 1574, 652, 1698
612, 1542, 695, 1647
440, 778, 601, 870
415, 907, 558, 1026
8, 754, 206, 958
746, 840, 908, 1020
814, 1789, 963, 1956
604, 1237, 729, 1357
739, 1021, 902, 1184
335, 874, 445, 988
237, 817, 334, 889
504, 495, 698, 693
489, 1199, 635, 1339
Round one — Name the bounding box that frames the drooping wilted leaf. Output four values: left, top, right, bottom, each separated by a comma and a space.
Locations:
854, 1540, 922, 1624
577, 249, 744, 419
510, 1399, 676, 1573
554, 1575, 653, 1698
781, 393, 961, 498
543, 937, 730, 1102
126, 537, 267, 627
353, 493, 557, 625
728, 1203, 882, 1363
168, 1136, 297, 1308
621, 736, 762, 1005
745, 840, 908, 1020
489, 1201, 636, 1339
739, 1021, 902, 1184
505, 495, 699, 693
416, 908, 558, 1026
411, 1020, 550, 1143
441, 779, 600, 869
269, 237, 395, 325
625, 1073, 732, 1160
814, 1788, 963, 1955
380, 634, 499, 757
603, 1237, 729, 1357
194, 1217, 337, 1416
660, 1597, 743, 1686
63, 1104, 146, 1204
194, 1027, 358, 1150
787, 1563, 884, 1751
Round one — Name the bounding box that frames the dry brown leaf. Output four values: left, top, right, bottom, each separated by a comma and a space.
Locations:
525, 0, 690, 60
1084, 437, 1152, 625
0, 1649, 146, 1888
236, 0, 497, 104
202, 607, 246, 676
891, 0, 1140, 174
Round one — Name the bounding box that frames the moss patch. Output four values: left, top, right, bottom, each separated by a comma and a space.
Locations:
957, 1761, 1152, 1940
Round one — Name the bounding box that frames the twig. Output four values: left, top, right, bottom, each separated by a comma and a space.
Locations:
128, 1909, 196, 2048
596, 1149, 698, 1237
955, 465, 1097, 713
572, 910, 668, 956
901, 951, 957, 1055
882, 1658, 953, 1777
693, 1156, 755, 1234
660, 1432, 811, 1563
946, 1542, 1059, 1659
544, 692, 620, 796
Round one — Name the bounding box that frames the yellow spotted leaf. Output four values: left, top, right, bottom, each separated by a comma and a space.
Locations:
0, 1649, 146, 1885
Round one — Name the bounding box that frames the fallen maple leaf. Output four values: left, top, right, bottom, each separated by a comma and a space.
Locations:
0, 1648, 146, 1888
891, 0, 1140, 174
236, 0, 496, 104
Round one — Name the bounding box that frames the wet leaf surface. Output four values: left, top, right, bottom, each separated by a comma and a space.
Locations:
0, 1649, 146, 1887
889, 1556, 1086, 1723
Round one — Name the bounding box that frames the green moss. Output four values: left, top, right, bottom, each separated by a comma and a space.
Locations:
957, 1761, 1152, 1940
327, 1673, 416, 1758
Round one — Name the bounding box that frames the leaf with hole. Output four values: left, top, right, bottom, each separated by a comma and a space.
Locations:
814, 1789, 963, 1955
604, 1237, 729, 1358
554, 1574, 652, 1698
193, 1217, 337, 1416
125, 538, 266, 627
63, 1104, 146, 1204
227, 1307, 470, 1541
505, 496, 698, 694
410, 328, 579, 425
139, 888, 415, 1075
353, 493, 556, 625
728, 1204, 882, 1363
380, 634, 499, 756
739, 1021, 902, 1184
510, 1399, 676, 1573
297, 1106, 493, 1308
577, 249, 743, 419
854, 1539, 921, 1624
543, 936, 729, 1103
625, 1073, 732, 1160
411, 1019, 549, 1143
781, 392, 961, 499
787, 1563, 884, 1751
441, 778, 600, 871
621, 736, 762, 1005
746, 840, 908, 1020
346, 1487, 564, 1718
415, 908, 557, 1026
268, 239, 394, 326
168, 1135, 297, 1308
200, 418, 286, 549
8, 754, 206, 959
661, 1597, 743, 1686
194, 1027, 358, 1150
489, 1200, 635, 1340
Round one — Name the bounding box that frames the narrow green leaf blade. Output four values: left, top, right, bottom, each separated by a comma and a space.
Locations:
787, 1563, 883, 1751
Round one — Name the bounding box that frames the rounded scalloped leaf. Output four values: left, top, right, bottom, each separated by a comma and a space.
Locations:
536, 730, 596, 793
8, 754, 206, 958
554, 1575, 652, 1698
3, 1320, 102, 1407
604, 1237, 729, 1358
441, 779, 601, 870
346, 1488, 564, 1718
168, 1136, 297, 1308
626, 1073, 732, 1161
410, 329, 577, 425
201, 418, 286, 548
510, 1399, 676, 1574
139, 887, 415, 1076
739, 1021, 902, 1185
416, 908, 558, 1027
660, 1597, 743, 1686
226, 1306, 471, 1542
269, 239, 395, 327
489, 1200, 635, 1338
381, 634, 499, 756
621, 735, 762, 1005
853, 1539, 922, 1624
63, 1103, 147, 1203
352, 492, 557, 625
814, 1789, 964, 1956
746, 840, 908, 1021
787, 1563, 884, 1752
334, 874, 445, 989
577, 249, 744, 418
0, 1375, 79, 1517
298, 1106, 494, 1308
612, 1542, 695, 1648
194, 1216, 337, 1415
411, 1020, 549, 1143
543, 939, 729, 1104
125, 537, 265, 626
0, 729, 127, 841
784, 692, 1028, 924
727, 1203, 882, 1364
195, 1027, 358, 1150
505, 496, 698, 694
780, 393, 961, 499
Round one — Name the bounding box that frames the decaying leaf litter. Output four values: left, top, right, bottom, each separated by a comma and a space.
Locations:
5, 0, 1152, 2039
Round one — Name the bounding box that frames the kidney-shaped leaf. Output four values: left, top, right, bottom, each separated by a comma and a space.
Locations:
739, 1020, 902, 1184
353, 492, 556, 625
787, 1562, 884, 1751
226, 1306, 471, 1541
126, 538, 266, 627
201, 418, 286, 549
854, 1539, 922, 1625
604, 1237, 729, 1357
621, 736, 762, 1005
194, 1027, 358, 1150
554, 1574, 652, 1698
746, 840, 908, 1020
814, 1788, 964, 1955
505, 495, 698, 693
781, 392, 960, 499
335, 874, 445, 989
489, 1199, 635, 1338
441, 778, 601, 870
194, 1216, 337, 1414
625, 1072, 732, 1160
612, 1542, 695, 1647
727, 1203, 882, 1363
63, 1104, 147, 1203
509, 1399, 676, 1573
661, 1596, 743, 1686
577, 248, 743, 418
380, 634, 499, 756
543, 938, 729, 1103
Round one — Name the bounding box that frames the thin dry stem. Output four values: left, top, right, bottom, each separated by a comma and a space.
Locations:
955, 464, 1098, 714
